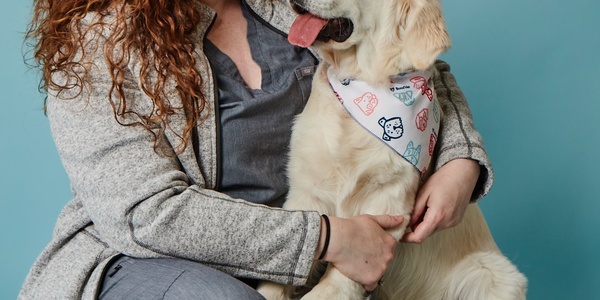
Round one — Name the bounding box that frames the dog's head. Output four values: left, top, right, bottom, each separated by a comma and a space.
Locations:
288, 0, 451, 83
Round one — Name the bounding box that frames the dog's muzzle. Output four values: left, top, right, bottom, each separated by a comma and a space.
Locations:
288, 0, 354, 45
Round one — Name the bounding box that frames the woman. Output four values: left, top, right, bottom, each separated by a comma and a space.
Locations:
20, 0, 492, 298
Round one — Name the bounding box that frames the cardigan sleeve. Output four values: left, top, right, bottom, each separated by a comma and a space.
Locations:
433, 60, 494, 200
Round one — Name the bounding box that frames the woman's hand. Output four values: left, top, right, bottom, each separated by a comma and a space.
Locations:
402, 159, 480, 244
316, 214, 404, 291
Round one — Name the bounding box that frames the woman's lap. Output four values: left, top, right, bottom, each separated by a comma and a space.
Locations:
99, 256, 265, 300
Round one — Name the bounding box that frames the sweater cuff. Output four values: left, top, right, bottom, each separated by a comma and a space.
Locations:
290, 211, 322, 285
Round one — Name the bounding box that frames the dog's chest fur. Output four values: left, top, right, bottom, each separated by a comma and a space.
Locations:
286, 63, 419, 221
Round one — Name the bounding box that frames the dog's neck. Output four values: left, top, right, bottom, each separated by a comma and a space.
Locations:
318, 46, 419, 85
324, 62, 417, 86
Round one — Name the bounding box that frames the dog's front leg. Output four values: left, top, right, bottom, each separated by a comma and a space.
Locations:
301, 264, 365, 300
256, 281, 295, 300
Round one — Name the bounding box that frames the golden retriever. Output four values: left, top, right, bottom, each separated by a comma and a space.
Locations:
258, 0, 527, 299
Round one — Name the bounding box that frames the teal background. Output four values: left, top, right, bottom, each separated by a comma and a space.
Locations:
1, 0, 599, 299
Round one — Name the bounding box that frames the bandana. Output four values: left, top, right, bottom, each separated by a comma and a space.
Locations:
328, 68, 441, 174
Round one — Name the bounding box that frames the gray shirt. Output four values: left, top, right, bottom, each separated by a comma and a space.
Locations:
205, 2, 317, 206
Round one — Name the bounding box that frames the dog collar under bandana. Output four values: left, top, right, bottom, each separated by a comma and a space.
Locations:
327, 67, 441, 174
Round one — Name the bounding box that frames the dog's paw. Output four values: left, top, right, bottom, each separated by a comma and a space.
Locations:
300, 282, 364, 300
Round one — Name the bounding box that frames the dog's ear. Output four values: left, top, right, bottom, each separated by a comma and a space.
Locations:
398, 0, 451, 70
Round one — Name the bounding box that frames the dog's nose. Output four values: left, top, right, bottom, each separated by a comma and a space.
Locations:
317, 18, 354, 43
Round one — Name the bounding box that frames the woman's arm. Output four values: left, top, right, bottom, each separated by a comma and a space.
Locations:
402, 60, 494, 243
432, 60, 493, 199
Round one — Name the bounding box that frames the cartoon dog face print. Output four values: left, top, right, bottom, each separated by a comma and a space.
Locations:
403, 141, 421, 166
410, 76, 434, 101
429, 128, 438, 156
354, 92, 379, 116
393, 90, 415, 106
415, 108, 429, 132
378, 116, 404, 141
432, 99, 440, 123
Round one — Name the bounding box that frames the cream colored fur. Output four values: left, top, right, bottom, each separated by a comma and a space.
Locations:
258, 0, 527, 299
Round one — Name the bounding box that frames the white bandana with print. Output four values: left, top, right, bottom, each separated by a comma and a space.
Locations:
328, 67, 441, 174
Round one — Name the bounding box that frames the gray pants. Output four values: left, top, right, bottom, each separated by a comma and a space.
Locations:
99, 256, 266, 299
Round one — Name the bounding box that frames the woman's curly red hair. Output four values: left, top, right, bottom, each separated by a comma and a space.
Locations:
26, 0, 206, 154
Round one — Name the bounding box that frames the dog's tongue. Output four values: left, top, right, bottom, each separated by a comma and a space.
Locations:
288, 13, 328, 47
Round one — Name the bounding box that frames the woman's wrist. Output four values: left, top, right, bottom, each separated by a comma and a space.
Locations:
449, 159, 480, 195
